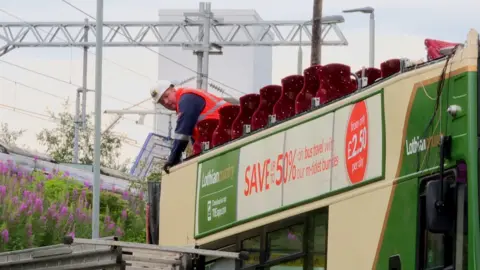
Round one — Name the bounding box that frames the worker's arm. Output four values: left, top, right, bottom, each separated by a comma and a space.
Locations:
166, 93, 206, 166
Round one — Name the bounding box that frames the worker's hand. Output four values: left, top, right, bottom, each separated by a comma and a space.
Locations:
162, 162, 172, 174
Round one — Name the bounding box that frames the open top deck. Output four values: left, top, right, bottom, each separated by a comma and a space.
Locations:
159, 30, 480, 270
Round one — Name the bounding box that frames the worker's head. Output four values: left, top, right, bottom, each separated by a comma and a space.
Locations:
150, 80, 177, 110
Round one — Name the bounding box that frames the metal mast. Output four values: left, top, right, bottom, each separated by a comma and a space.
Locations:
92, 0, 104, 238
311, 0, 323, 65
0, 7, 347, 161
0, 16, 347, 53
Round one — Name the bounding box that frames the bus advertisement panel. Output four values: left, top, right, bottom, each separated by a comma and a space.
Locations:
195, 93, 385, 236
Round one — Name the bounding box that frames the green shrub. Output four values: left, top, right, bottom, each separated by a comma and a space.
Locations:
0, 162, 146, 251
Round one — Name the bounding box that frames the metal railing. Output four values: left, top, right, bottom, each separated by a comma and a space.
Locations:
0, 236, 249, 270
0, 236, 122, 270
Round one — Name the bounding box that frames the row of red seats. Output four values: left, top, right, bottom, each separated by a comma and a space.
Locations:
192, 59, 402, 155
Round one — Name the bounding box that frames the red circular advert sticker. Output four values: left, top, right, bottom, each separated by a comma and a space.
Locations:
345, 100, 369, 184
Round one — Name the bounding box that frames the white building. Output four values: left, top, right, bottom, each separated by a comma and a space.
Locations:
153, 8, 273, 135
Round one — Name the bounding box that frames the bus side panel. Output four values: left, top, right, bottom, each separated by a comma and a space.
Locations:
374, 63, 473, 269
326, 182, 394, 269
374, 178, 419, 270
374, 55, 475, 269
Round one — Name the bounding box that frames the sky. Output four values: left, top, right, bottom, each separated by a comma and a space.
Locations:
0, 0, 479, 168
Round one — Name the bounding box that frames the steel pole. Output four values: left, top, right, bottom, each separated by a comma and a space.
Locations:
154, 12, 161, 135
82, 18, 89, 128
73, 89, 80, 163
73, 19, 90, 163
153, 104, 158, 134
310, 0, 323, 65
92, 0, 104, 239
195, 3, 204, 89
168, 115, 172, 139
153, 103, 160, 134
196, 52, 203, 89
201, 2, 211, 90
297, 27, 303, 74
369, 12, 375, 67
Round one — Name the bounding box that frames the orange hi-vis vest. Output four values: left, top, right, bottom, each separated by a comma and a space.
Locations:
175, 88, 230, 142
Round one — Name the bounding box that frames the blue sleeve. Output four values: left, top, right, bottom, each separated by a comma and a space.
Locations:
167, 93, 206, 165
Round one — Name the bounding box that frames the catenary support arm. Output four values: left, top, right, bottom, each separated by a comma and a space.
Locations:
0, 16, 348, 57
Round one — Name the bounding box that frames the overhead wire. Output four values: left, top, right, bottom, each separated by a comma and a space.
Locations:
0, 77, 156, 135
1, 3, 244, 137
0, 76, 67, 100
0, 8, 153, 83
0, 59, 150, 109
122, 116, 154, 129
60, 0, 247, 97
0, 57, 157, 144
102, 97, 154, 134
0, 9, 151, 110
1, 103, 171, 162
0, 4, 222, 158
0, 92, 170, 161
0, 61, 153, 134
0, 103, 57, 122
0, 103, 150, 150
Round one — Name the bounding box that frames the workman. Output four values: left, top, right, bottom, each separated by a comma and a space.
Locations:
150, 80, 230, 174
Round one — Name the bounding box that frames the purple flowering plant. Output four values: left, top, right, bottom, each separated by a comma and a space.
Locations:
0, 160, 146, 251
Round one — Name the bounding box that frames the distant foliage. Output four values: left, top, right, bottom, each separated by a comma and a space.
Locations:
0, 123, 25, 146
0, 159, 146, 251
36, 100, 130, 172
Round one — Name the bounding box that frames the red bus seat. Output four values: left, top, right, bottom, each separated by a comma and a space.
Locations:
251, 85, 282, 131
316, 63, 353, 104
211, 105, 240, 147
295, 65, 322, 114
231, 94, 260, 139
193, 119, 219, 155
355, 67, 382, 87
380, 59, 401, 78
273, 75, 304, 121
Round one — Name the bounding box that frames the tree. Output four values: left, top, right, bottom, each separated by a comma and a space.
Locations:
37, 100, 130, 172
134, 158, 165, 183
146, 161, 163, 183
0, 123, 25, 146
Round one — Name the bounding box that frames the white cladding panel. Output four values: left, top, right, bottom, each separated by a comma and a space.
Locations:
156, 9, 273, 96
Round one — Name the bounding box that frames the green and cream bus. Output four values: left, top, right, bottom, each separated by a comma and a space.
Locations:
158, 30, 480, 270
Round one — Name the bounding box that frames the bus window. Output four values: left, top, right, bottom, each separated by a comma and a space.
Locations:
237, 209, 327, 270
455, 183, 467, 270
418, 171, 468, 270
424, 231, 449, 268
242, 235, 261, 267
311, 212, 328, 270
265, 257, 305, 270
419, 176, 454, 269
267, 223, 304, 261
